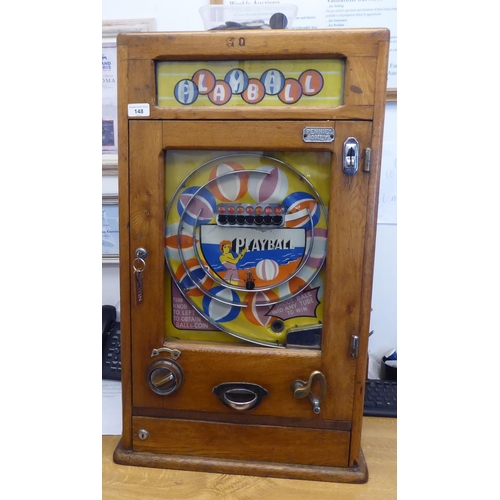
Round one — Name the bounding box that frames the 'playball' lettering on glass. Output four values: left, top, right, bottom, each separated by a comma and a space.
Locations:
261, 69, 285, 95
174, 79, 198, 105
241, 79, 265, 104
278, 78, 303, 104
192, 69, 216, 95
298, 70, 324, 96
208, 81, 232, 105
224, 68, 249, 94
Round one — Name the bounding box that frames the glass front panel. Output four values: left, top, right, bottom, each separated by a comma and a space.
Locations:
157, 59, 344, 108
164, 151, 332, 349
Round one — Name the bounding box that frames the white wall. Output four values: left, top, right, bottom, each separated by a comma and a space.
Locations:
102, 0, 397, 377
103, 0, 207, 32
368, 102, 397, 376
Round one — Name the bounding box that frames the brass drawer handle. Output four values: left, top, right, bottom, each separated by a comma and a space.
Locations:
151, 345, 181, 360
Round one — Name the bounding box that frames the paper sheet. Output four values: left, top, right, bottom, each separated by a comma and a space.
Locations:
378, 141, 397, 224
102, 380, 122, 435
222, 0, 397, 89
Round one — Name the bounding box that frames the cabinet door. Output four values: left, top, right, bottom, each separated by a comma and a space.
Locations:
127, 119, 372, 424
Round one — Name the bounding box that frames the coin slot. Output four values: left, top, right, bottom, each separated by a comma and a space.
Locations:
146, 359, 184, 396
149, 368, 176, 393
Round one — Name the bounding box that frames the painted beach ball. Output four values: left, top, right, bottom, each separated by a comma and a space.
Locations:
248, 165, 288, 204
282, 192, 321, 230
243, 290, 280, 327
174, 258, 207, 291
276, 266, 316, 299
177, 186, 216, 226
255, 259, 280, 281
304, 227, 328, 270
187, 275, 215, 298
202, 286, 240, 323
208, 161, 249, 202
165, 222, 196, 261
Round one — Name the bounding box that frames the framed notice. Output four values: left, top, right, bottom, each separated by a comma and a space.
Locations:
218, 0, 397, 100
102, 195, 119, 263
102, 19, 156, 175
102, 41, 117, 156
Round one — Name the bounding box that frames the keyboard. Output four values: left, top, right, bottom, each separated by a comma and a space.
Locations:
363, 379, 397, 417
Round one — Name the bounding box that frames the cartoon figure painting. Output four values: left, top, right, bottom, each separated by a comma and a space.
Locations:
219, 240, 247, 285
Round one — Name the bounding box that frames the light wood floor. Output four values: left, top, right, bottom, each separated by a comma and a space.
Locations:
103, 416, 396, 500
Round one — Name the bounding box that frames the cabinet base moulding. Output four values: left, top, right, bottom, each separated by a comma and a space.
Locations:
113, 440, 368, 483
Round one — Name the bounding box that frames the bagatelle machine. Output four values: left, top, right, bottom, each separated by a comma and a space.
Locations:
114, 25, 389, 483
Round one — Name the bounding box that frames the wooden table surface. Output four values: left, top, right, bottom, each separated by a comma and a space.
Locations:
103, 416, 396, 499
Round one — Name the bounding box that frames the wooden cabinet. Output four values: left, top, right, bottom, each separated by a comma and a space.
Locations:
114, 28, 389, 483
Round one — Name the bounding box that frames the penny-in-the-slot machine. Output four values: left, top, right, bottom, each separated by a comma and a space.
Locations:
114, 28, 389, 483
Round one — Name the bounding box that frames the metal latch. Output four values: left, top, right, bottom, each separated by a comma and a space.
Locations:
363, 148, 372, 172
350, 335, 359, 357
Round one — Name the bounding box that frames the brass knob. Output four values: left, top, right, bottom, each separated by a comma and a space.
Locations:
291, 370, 327, 414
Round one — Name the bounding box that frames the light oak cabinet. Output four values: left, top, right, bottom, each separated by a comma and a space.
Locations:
114, 28, 389, 483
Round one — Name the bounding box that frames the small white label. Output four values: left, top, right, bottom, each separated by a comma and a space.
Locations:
128, 103, 150, 117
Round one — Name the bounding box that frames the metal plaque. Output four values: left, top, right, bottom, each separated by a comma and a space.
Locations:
302, 127, 335, 143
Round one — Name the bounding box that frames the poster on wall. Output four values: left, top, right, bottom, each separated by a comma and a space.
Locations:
102, 42, 118, 154
101, 19, 157, 173
221, 0, 397, 89
102, 196, 119, 262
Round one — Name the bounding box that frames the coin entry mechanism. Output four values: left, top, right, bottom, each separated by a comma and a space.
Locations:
343, 137, 359, 175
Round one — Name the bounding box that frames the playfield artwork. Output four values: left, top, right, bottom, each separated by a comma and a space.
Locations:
164, 152, 331, 347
